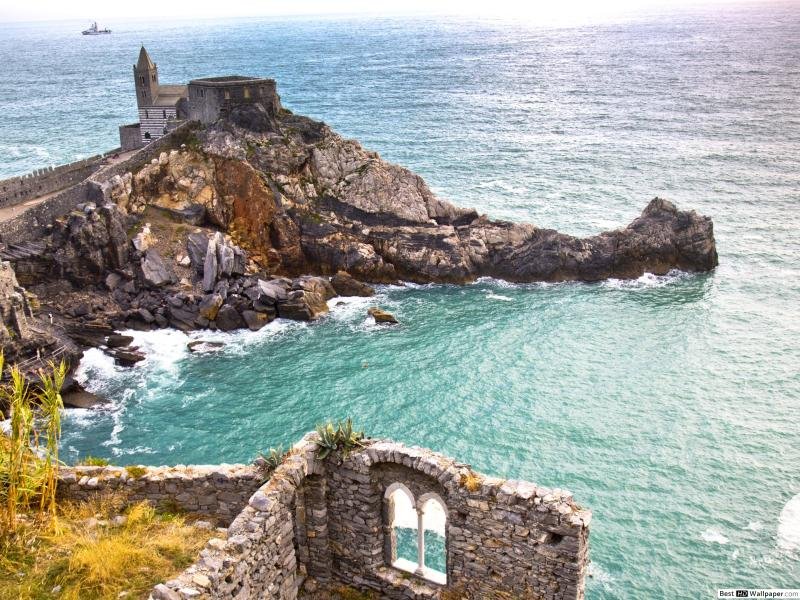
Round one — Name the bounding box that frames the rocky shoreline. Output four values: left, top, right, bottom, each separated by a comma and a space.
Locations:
0, 97, 718, 393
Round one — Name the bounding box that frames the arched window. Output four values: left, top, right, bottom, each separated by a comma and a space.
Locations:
144, 132, 151, 140
385, 484, 418, 573
162, 110, 167, 119
152, 74, 156, 82
383, 484, 447, 585
418, 494, 447, 583
243, 86, 250, 99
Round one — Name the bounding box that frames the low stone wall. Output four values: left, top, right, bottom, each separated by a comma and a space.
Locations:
0, 122, 201, 245
0, 182, 98, 245
0, 152, 114, 209
149, 434, 591, 600
57, 463, 263, 526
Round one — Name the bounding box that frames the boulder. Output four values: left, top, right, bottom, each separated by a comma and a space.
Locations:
187, 233, 209, 274
232, 247, 247, 275
330, 271, 375, 297
187, 340, 225, 353
202, 236, 219, 292
229, 102, 277, 133
132, 223, 156, 252
62, 389, 108, 409
257, 279, 290, 304
111, 348, 146, 366
198, 294, 224, 320
105, 272, 123, 291
168, 305, 199, 331
293, 276, 336, 301
218, 243, 235, 277
140, 249, 176, 288
215, 305, 245, 331
242, 310, 271, 331
278, 289, 329, 321
368, 307, 398, 324
106, 334, 134, 348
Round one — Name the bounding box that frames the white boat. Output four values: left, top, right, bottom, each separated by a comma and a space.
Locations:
82, 21, 111, 35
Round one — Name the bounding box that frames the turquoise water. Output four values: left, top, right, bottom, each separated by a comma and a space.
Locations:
2, 4, 799, 597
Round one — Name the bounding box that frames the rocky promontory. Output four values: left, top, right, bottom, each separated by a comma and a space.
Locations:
0, 94, 717, 372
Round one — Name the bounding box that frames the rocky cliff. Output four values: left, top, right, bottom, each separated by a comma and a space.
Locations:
102, 108, 718, 285
1, 100, 717, 370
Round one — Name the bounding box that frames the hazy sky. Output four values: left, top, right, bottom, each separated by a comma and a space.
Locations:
0, 0, 760, 24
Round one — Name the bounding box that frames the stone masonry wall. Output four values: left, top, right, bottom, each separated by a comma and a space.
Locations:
147, 434, 591, 600
0, 123, 199, 245
0, 153, 112, 209
0, 182, 99, 245
57, 463, 263, 526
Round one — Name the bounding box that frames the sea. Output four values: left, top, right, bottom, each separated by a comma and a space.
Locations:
1, 3, 798, 597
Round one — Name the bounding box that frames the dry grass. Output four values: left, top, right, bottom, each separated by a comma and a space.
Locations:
460, 471, 483, 493
0, 493, 212, 600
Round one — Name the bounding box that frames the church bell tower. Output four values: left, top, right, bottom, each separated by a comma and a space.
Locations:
133, 46, 159, 108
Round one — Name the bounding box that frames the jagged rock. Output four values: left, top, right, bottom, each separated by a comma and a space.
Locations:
242, 310, 270, 331
294, 276, 336, 301
187, 340, 225, 353
218, 243, 235, 277
198, 294, 224, 320
215, 305, 245, 331
368, 307, 398, 324
187, 233, 209, 274
0, 261, 33, 342
140, 249, 176, 288
111, 348, 146, 367
106, 334, 134, 348
202, 235, 219, 292
256, 279, 290, 305
105, 272, 123, 290
132, 223, 156, 252
62, 389, 107, 409
50, 204, 130, 287
229, 103, 277, 133
168, 305, 199, 331
232, 247, 247, 275
330, 271, 374, 297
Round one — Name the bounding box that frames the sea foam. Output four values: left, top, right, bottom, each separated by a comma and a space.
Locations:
700, 528, 729, 544
777, 493, 800, 552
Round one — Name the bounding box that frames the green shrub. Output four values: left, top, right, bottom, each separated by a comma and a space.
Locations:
78, 456, 111, 467
315, 418, 365, 460
124, 465, 147, 479
258, 445, 286, 471
0, 354, 67, 531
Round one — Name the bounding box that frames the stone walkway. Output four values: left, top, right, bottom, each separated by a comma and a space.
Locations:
0, 148, 139, 223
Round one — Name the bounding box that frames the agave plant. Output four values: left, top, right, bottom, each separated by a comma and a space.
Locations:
315, 421, 340, 460
258, 445, 286, 470
314, 418, 365, 460
338, 417, 365, 457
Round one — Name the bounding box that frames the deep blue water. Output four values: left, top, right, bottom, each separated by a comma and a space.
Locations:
1, 4, 799, 598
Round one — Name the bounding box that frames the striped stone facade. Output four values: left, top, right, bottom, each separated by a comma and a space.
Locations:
138, 107, 178, 143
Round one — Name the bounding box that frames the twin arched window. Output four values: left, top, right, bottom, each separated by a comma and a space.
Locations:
384, 483, 447, 585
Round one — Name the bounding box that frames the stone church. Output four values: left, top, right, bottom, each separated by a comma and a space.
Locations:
119, 47, 279, 150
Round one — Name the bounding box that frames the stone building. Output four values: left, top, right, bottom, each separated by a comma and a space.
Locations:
132, 46, 188, 144
187, 76, 279, 124
119, 48, 279, 149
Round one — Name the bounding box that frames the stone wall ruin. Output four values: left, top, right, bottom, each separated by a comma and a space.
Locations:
59, 434, 590, 599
